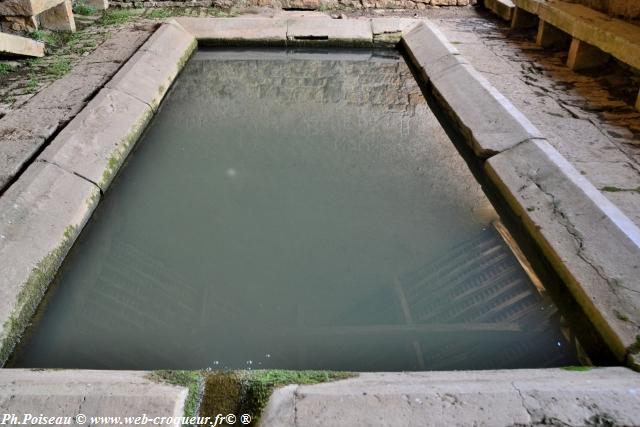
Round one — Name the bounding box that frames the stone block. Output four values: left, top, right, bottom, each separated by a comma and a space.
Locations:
0, 31, 44, 57
486, 138, 640, 362
0, 370, 188, 425
39, 88, 153, 192
262, 368, 640, 426
175, 17, 287, 45
0, 162, 99, 365
401, 20, 466, 81
287, 18, 372, 46
106, 22, 196, 111
85, 0, 109, 9
371, 18, 420, 45
430, 63, 543, 157
39, 0, 75, 32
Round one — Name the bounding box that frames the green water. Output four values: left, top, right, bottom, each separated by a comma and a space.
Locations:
12, 49, 577, 370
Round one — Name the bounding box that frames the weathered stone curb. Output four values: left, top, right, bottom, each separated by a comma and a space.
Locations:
175, 17, 288, 46
0, 370, 188, 426
38, 88, 153, 192
0, 162, 100, 366
106, 20, 197, 112
261, 368, 640, 426
403, 22, 543, 158
401, 20, 640, 365
176, 17, 390, 47
486, 139, 640, 363
287, 17, 373, 46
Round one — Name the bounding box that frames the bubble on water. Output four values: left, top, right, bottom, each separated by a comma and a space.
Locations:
226, 168, 237, 177
246, 360, 253, 365
213, 360, 219, 365
556, 341, 562, 347
265, 354, 271, 358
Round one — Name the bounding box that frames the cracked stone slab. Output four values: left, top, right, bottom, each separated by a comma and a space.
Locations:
261, 368, 640, 427
0, 162, 99, 366
175, 17, 287, 45
429, 62, 543, 157
105, 22, 196, 112
0, 370, 188, 426
38, 88, 153, 192
0, 27, 152, 195
287, 18, 373, 46
486, 138, 640, 362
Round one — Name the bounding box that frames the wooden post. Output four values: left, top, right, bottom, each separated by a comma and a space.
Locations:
536, 20, 568, 48
567, 38, 610, 70
511, 7, 538, 30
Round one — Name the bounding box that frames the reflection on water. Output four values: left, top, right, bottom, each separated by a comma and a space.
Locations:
12, 49, 577, 370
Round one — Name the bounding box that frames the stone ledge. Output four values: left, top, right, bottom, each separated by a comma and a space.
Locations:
174, 17, 288, 46
430, 63, 542, 157
38, 87, 154, 193
485, 138, 640, 362
261, 368, 640, 427
0, 162, 100, 366
0, 370, 188, 426
105, 21, 197, 111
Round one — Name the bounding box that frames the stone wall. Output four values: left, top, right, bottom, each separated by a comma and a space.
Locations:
109, 0, 475, 10
565, 0, 640, 19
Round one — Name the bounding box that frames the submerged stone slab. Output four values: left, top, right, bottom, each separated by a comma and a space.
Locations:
0, 31, 44, 57
175, 17, 287, 45
262, 368, 640, 427
486, 138, 640, 363
0, 370, 188, 425
106, 22, 196, 111
39, 88, 153, 192
430, 62, 543, 157
287, 18, 372, 46
0, 162, 99, 366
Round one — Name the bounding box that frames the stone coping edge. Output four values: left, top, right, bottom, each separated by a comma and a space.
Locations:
0, 17, 639, 372
0, 369, 189, 427
261, 367, 640, 426
403, 21, 640, 367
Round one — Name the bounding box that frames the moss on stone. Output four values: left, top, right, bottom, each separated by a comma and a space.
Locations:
0, 225, 78, 366
149, 370, 204, 420
629, 335, 640, 354
561, 366, 593, 371
199, 370, 353, 425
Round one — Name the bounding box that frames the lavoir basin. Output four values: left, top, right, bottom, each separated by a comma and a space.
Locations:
11, 48, 579, 371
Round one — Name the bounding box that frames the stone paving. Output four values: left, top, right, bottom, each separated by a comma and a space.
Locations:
426, 9, 640, 226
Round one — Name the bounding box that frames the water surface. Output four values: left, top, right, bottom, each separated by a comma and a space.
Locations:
12, 49, 577, 370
